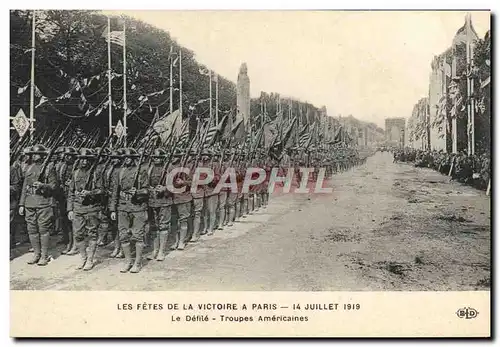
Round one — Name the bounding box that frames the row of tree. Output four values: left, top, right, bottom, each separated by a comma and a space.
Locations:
11, 10, 360, 147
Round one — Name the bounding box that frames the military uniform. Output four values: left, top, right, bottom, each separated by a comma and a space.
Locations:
217, 156, 230, 229
57, 147, 78, 254
170, 153, 192, 250
111, 148, 150, 273
10, 160, 22, 248
105, 149, 124, 258
202, 152, 218, 235
19, 144, 58, 266
146, 148, 173, 261
67, 148, 104, 270
94, 148, 112, 246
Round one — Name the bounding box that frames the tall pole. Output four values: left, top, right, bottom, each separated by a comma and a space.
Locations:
169, 46, 173, 116
209, 70, 213, 126
29, 10, 36, 140
107, 16, 112, 137
122, 20, 127, 146
215, 73, 219, 126
179, 49, 182, 116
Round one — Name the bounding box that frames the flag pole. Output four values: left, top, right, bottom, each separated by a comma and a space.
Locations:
215, 73, 219, 126
179, 49, 182, 117
170, 46, 173, 116
122, 19, 127, 146
107, 16, 112, 138
29, 10, 36, 140
209, 70, 213, 126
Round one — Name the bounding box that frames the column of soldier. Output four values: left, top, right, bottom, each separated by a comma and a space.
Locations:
10, 132, 367, 274
392, 148, 490, 190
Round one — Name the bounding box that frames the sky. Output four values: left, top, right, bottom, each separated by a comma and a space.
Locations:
104, 10, 490, 128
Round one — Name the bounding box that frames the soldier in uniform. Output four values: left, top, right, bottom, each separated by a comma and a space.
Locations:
94, 147, 112, 247
202, 150, 218, 236
226, 150, 239, 227
170, 150, 192, 250
110, 148, 150, 273
146, 148, 173, 261
10, 152, 22, 249
52, 147, 65, 238
217, 150, 230, 229
57, 146, 78, 255
106, 148, 124, 258
66, 148, 104, 270
19, 144, 58, 266
190, 150, 205, 243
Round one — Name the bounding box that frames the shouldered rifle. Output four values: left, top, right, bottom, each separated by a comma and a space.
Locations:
38, 121, 72, 182
80, 133, 114, 205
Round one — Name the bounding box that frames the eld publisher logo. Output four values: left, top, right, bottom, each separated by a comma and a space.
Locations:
456, 307, 479, 319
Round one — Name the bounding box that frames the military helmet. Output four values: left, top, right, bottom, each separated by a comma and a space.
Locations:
78, 148, 97, 159
122, 148, 140, 158
109, 148, 124, 159
95, 147, 111, 156
63, 146, 78, 156
29, 144, 49, 155
22, 146, 32, 156
55, 146, 66, 154
152, 148, 167, 157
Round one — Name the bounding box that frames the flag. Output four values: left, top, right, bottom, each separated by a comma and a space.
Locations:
102, 30, 125, 46
152, 109, 182, 144
199, 67, 211, 76
231, 118, 246, 144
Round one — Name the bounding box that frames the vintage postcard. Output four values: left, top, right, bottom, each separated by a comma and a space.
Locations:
9, 9, 491, 337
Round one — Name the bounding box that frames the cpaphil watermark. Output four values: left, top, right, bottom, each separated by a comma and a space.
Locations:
164, 167, 333, 194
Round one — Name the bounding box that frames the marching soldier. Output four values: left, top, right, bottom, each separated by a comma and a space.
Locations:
190, 150, 205, 243
146, 148, 172, 261
10, 152, 22, 249
170, 150, 192, 250
19, 144, 58, 266
94, 147, 112, 247
57, 146, 78, 255
67, 148, 104, 270
217, 150, 230, 229
106, 148, 124, 258
202, 150, 218, 236
110, 148, 150, 273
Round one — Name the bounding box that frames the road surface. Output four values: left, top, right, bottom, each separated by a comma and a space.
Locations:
10, 151, 491, 291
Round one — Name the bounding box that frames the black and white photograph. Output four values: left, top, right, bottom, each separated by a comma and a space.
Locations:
8, 8, 492, 337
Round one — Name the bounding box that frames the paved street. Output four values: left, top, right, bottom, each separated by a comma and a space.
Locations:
10, 151, 490, 291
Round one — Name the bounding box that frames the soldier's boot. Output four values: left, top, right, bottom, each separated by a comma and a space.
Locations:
37, 233, 51, 266
170, 231, 179, 250
227, 206, 235, 227
97, 232, 105, 247
217, 206, 225, 230
83, 240, 98, 271
190, 215, 201, 243
234, 201, 240, 222
241, 199, 248, 218
147, 236, 159, 260
120, 243, 133, 273
110, 234, 121, 257
130, 242, 144, 273
27, 234, 41, 265
156, 231, 169, 261
66, 233, 79, 255
75, 241, 88, 270
177, 222, 188, 250
61, 231, 73, 255
256, 195, 261, 210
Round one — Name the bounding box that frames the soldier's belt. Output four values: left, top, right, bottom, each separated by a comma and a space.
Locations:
120, 191, 133, 201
